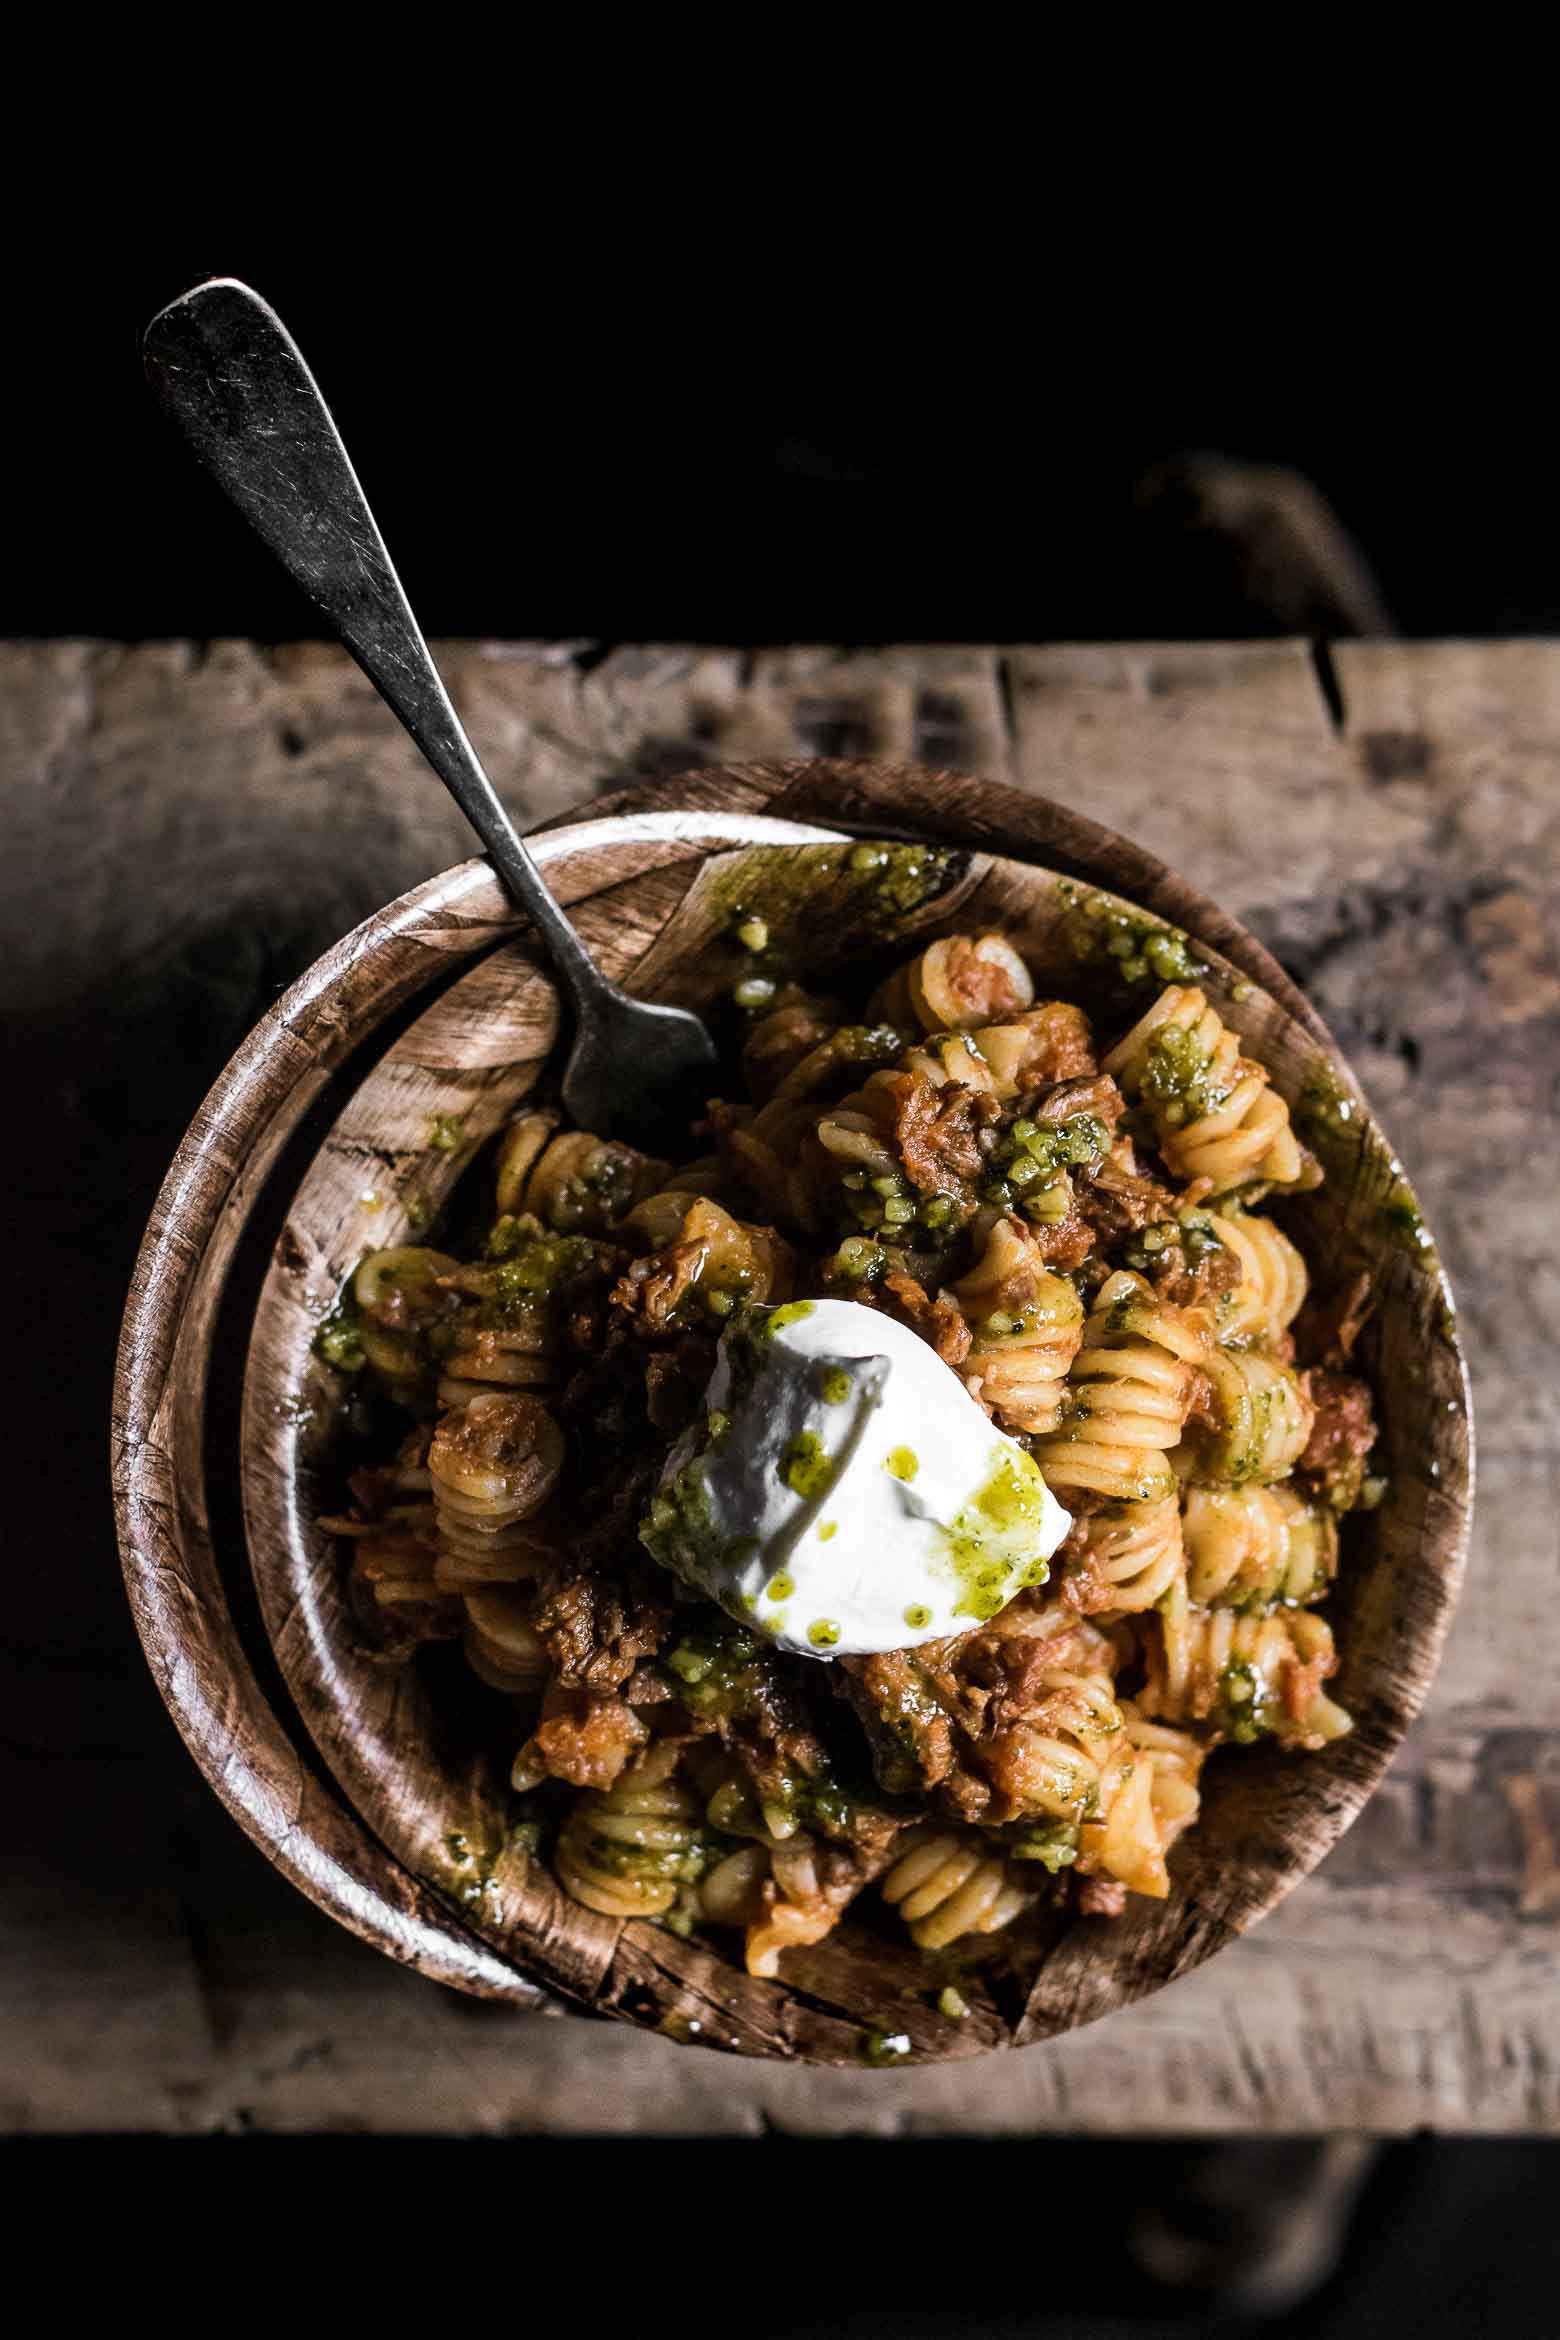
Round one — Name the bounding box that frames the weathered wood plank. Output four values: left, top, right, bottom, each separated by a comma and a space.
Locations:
6, 637, 1556, 2130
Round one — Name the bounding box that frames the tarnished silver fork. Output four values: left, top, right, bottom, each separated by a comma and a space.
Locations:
143, 276, 719, 1150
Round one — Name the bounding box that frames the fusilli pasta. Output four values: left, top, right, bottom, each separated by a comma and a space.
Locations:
1104, 985, 1304, 1192
320, 913, 1379, 1978
1038, 1270, 1213, 1501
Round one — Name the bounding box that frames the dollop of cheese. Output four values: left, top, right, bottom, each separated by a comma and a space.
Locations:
639, 1298, 1071, 1658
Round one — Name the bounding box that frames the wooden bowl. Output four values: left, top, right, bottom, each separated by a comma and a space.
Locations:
113, 759, 1473, 2063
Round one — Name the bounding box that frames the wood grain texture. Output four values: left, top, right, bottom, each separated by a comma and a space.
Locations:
4, 637, 1554, 2126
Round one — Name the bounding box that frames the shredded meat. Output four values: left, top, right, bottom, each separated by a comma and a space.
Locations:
889, 1071, 1001, 1194
1029, 1071, 1122, 1129
1008, 1002, 1099, 1084
1296, 1370, 1377, 1511
1282, 1638, 1335, 1730
609, 1240, 708, 1332
527, 1687, 648, 1789
1055, 1495, 1117, 1615
838, 1647, 982, 1818
1077, 1876, 1128, 1918
1025, 1196, 1097, 1273
740, 988, 840, 1100
945, 936, 1029, 1022
532, 1559, 673, 1691
1078, 1154, 1179, 1248
838, 1599, 1109, 1827
1146, 1228, 1243, 1312
876, 1269, 973, 1367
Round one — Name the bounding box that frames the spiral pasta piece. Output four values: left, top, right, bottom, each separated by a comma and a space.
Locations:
1181, 1484, 1338, 1609
495, 1112, 665, 1232
614, 1192, 792, 1320
428, 1391, 563, 1585
1080, 1706, 1206, 1896
338, 1513, 444, 1618
694, 1833, 854, 1974
1126, 1707, 1205, 1856
971, 1601, 1126, 1822
650, 1154, 726, 1201
870, 934, 1034, 1033
1037, 1270, 1213, 1503
718, 1096, 831, 1229
746, 1838, 855, 1974
881, 1828, 1032, 1948
437, 1311, 556, 1407
352, 1246, 464, 1401
1143, 1578, 1351, 1747
902, 1030, 1003, 1099
1065, 1492, 1185, 1615
740, 990, 839, 1102
554, 1744, 705, 1918
322, 1438, 446, 1621
952, 1217, 1085, 1433
461, 1588, 550, 1691
1210, 1210, 1308, 1344
1103, 985, 1303, 1192
1183, 1347, 1314, 1486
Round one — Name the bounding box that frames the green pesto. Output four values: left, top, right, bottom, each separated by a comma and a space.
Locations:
442, 1828, 498, 1908
1297, 1075, 1361, 1147
937, 1986, 970, 2021
766, 1572, 794, 1603
706, 1409, 732, 1451
981, 1112, 1106, 1215
485, 1225, 599, 1322
885, 1446, 919, 1482
1216, 1658, 1271, 1744
824, 1235, 890, 1286
427, 1111, 466, 1154
808, 1618, 842, 1649
940, 1447, 1054, 1620
1141, 1021, 1228, 1126
1220, 1379, 1276, 1486
846, 841, 957, 922
312, 1301, 365, 1374
733, 914, 770, 953
903, 1602, 932, 1630
658, 1608, 765, 1718
766, 1299, 817, 1335
1125, 1206, 1222, 1276
733, 975, 777, 1010
859, 2029, 913, 2066
1064, 889, 1208, 986
781, 1431, 837, 1501
817, 1520, 838, 1542
1008, 1819, 1080, 1872
1381, 1188, 1437, 1259
817, 1365, 852, 1405
640, 1451, 724, 1585
547, 1142, 645, 1231
580, 1827, 707, 1886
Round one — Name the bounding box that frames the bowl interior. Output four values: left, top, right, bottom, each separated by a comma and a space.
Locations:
239, 826, 1469, 2061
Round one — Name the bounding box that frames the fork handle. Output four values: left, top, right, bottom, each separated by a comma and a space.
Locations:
142, 277, 616, 1010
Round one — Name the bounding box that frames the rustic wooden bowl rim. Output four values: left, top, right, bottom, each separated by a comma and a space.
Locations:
112, 759, 1474, 2062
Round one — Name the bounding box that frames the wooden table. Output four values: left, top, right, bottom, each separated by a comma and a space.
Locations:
6, 639, 1557, 2135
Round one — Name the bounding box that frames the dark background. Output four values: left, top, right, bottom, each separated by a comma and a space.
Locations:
7, 219, 1559, 2334
10, 237, 1560, 647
